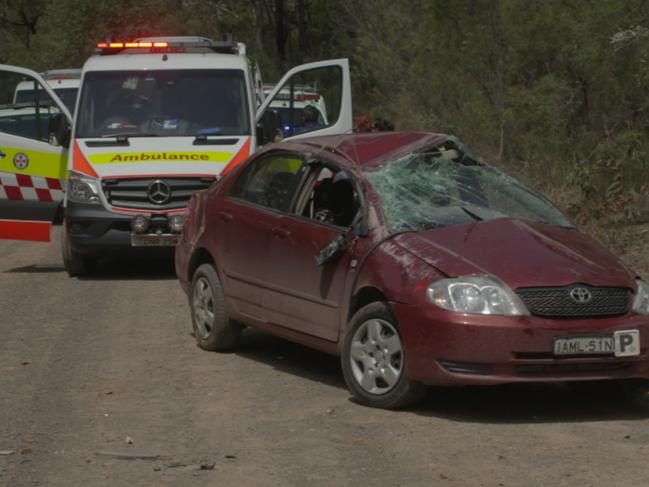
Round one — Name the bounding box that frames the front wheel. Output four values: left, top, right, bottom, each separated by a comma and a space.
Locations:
190, 263, 241, 351
341, 302, 426, 409
61, 222, 96, 277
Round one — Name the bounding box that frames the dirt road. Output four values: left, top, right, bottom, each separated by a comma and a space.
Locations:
1, 227, 648, 486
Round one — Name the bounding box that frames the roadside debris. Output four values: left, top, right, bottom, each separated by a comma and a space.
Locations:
165, 459, 215, 471
125, 436, 134, 445
95, 450, 161, 460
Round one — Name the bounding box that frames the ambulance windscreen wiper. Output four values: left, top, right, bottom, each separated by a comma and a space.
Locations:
87, 133, 159, 147
101, 133, 159, 139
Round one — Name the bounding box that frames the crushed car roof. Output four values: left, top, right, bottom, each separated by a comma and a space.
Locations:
297, 132, 448, 169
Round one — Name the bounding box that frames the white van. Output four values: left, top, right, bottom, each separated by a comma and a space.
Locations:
0, 36, 352, 275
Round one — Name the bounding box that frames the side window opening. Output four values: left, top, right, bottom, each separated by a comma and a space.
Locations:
298, 164, 359, 228
229, 152, 306, 212
0, 72, 58, 143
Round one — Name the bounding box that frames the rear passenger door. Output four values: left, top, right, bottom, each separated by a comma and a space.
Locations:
0, 65, 72, 242
217, 151, 308, 323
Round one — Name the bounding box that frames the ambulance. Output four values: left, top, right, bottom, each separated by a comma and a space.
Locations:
0, 37, 352, 276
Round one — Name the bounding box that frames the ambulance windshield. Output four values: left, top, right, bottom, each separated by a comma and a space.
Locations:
75, 69, 250, 138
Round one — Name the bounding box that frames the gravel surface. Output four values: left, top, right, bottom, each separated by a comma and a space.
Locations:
1, 226, 648, 486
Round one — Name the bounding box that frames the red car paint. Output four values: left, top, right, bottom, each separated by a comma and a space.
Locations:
176, 132, 649, 385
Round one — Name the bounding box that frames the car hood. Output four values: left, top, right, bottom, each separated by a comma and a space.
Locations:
394, 218, 636, 289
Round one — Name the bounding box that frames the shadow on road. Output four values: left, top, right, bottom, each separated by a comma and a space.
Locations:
77, 258, 177, 281
236, 328, 346, 390
410, 383, 649, 423
5, 264, 65, 273
5, 258, 176, 280
235, 329, 649, 423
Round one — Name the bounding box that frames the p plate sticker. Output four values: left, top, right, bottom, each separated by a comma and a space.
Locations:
13, 152, 29, 170
614, 329, 640, 357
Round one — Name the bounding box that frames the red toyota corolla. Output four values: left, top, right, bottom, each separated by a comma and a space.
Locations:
175, 132, 649, 409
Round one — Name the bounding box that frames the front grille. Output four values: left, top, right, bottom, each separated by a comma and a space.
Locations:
514, 362, 630, 376
101, 177, 215, 210
516, 285, 631, 318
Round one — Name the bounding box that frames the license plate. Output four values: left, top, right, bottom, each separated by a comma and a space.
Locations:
131, 234, 180, 247
553, 330, 640, 357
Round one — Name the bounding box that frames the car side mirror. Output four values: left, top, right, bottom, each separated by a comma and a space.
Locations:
314, 233, 350, 266
256, 109, 281, 145
48, 113, 70, 148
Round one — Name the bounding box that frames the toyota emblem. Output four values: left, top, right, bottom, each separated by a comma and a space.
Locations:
147, 180, 171, 204
569, 287, 592, 304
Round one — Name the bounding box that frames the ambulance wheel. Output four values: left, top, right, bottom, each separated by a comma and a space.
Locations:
61, 223, 95, 277
190, 264, 241, 351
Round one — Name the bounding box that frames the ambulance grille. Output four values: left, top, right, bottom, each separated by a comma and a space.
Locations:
101, 177, 215, 210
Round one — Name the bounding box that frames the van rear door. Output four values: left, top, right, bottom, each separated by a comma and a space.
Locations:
0, 65, 71, 242
256, 59, 352, 141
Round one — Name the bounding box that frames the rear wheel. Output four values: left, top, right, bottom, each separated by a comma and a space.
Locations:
190, 263, 241, 351
61, 221, 96, 277
341, 302, 426, 409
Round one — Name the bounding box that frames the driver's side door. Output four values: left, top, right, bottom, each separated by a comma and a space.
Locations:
0, 65, 72, 241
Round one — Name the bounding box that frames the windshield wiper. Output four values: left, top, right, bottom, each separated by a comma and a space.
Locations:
460, 206, 483, 221
101, 133, 159, 139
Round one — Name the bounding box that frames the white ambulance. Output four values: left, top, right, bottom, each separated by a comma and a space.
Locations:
0, 37, 352, 275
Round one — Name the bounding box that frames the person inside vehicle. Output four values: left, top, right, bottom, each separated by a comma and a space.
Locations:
294, 104, 324, 134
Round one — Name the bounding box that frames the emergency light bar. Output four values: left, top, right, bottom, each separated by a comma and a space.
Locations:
95, 37, 245, 56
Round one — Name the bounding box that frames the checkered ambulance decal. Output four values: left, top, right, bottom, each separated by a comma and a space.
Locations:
0, 172, 65, 203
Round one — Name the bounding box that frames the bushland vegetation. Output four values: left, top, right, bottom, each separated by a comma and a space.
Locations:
1, 0, 648, 243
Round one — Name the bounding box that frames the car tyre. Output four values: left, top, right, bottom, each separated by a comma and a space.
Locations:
190, 263, 241, 351
341, 302, 426, 409
61, 221, 96, 277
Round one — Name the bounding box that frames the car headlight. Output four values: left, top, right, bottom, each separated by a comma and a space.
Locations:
427, 275, 529, 315
67, 172, 100, 204
632, 279, 649, 315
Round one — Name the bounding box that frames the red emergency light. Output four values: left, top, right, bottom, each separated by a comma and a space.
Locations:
96, 41, 168, 49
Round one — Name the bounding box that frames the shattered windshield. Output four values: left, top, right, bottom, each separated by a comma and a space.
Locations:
75, 69, 250, 138
365, 138, 573, 233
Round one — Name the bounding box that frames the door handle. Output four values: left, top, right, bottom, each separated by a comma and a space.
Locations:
218, 211, 233, 222
272, 226, 290, 238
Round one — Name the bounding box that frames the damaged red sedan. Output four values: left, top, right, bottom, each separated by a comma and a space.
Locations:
175, 132, 649, 409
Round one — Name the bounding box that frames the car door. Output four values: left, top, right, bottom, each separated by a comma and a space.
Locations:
215, 150, 308, 323
256, 59, 352, 141
265, 160, 361, 342
0, 65, 72, 242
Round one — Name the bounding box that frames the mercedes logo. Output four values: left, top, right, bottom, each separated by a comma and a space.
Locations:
569, 287, 593, 304
147, 180, 171, 205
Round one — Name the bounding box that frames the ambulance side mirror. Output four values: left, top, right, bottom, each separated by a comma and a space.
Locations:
256, 109, 281, 146
48, 113, 71, 149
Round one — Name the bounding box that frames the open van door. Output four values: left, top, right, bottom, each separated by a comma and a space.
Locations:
256, 59, 352, 143
0, 65, 72, 242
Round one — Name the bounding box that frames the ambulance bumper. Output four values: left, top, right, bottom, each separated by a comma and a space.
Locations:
65, 201, 173, 258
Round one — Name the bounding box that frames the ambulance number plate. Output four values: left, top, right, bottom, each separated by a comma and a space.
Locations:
131, 234, 180, 247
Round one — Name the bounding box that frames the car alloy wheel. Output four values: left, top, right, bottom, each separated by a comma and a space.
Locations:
192, 276, 214, 340
349, 318, 404, 394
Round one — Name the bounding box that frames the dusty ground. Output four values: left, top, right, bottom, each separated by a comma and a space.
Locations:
1, 226, 649, 487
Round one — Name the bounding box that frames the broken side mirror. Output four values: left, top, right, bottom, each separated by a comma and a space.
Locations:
256, 109, 281, 146
48, 112, 70, 148
314, 233, 350, 266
